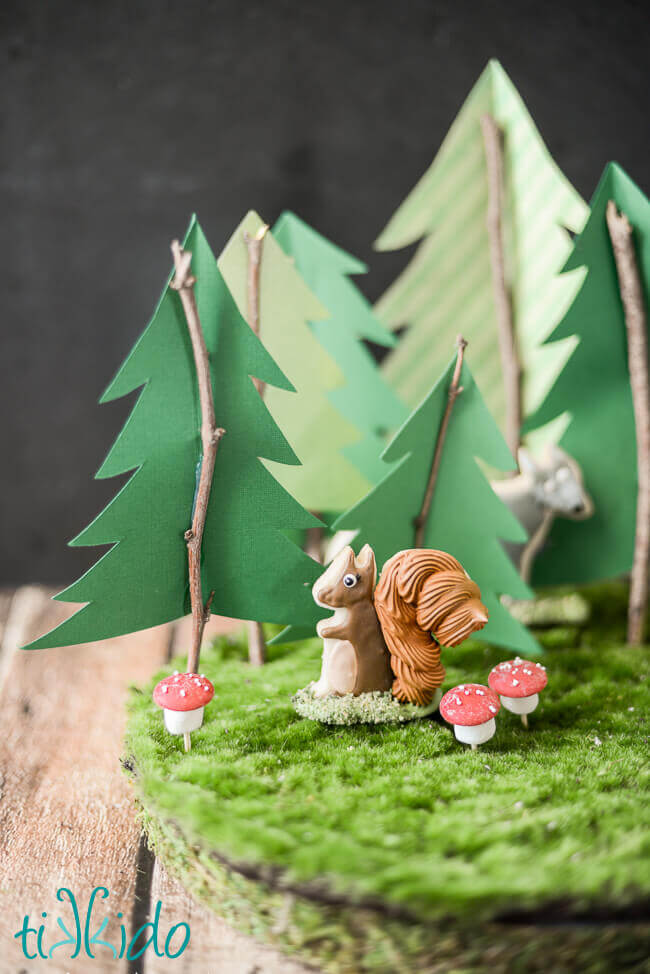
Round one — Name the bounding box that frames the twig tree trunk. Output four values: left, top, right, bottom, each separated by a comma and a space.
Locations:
414, 336, 467, 547
305, 523, 323, 563
606, 200, 650, 645
481, 113, 522, 462
244, 224, 270, 665
171, 240, 225, 675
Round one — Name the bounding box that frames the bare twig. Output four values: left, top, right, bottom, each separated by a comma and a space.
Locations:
171, 240, 225, 673
305, 523, 323, 563
414, 336, 467, 547
481, 113, 521, 460
606, 200, 650, 645
243, 224, 270, 665
244, 223, 270, 398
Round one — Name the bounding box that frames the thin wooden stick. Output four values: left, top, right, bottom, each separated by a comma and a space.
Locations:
244, 223, 270, 665
606, 200, 650, 645
481, 113, 521, 461
171, 240, 225, 674
244, 223, 269, 398
414, 336, 467, 547
305, 522, 323, 563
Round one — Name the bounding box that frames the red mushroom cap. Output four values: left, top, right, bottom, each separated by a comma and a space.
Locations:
439, 683, 500, 726
153, 671, 214, 712
488, 658, 547, 698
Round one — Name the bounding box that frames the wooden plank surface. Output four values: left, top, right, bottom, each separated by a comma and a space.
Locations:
148, 860, 311, 974
0, 588, 172, 974
0, 590, 310, 973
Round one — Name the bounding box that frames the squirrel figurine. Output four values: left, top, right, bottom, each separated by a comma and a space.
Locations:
312, 545, 488, 706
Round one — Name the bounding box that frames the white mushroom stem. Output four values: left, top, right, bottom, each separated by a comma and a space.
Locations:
163, 706, 205, 752
499, 693, 539, 727
454, 718, 496, 749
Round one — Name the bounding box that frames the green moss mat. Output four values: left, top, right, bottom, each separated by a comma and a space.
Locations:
125, 615, 650, 971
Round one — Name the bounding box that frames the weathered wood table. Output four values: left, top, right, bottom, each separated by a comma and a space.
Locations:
0, 587, 311, 974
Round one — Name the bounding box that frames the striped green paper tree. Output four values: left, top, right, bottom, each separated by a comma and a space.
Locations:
375, 59, 588, 455
217, 211, 376, 514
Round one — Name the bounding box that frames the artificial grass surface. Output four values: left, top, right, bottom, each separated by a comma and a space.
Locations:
126, 607, 649, 926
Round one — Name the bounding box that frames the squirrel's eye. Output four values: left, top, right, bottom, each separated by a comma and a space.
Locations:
343, 573, 357, 588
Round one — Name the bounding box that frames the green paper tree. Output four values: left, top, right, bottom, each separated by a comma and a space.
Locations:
26, 218, 324, 650
217, 211, 373, 513
375, 59, 588, 449
279, 354, 540, 656
525, 163, 650, 587
272, 211, 409, 486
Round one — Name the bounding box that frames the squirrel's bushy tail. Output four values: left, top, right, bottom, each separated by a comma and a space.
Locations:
374, 549, 488, 706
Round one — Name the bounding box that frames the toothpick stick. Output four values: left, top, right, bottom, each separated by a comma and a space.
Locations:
244, 224, 270, 665
481, 113, 521, 461
606, 200, 650, 645
414, 336, 467, 548
171, 240, 225, 674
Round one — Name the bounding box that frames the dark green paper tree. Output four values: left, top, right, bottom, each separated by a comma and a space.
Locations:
272, 212, 408, 485
525, 164, 650, 622
26, 218, 324, 650
279, 347, 540, 655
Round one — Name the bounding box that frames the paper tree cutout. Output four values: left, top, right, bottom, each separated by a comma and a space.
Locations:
524, 163, 650, 587
375, 59, 588, 448
272, 211, 409, 485
280, 355, 540, 656
217, 211, 373, 513
26, 219, 325, 650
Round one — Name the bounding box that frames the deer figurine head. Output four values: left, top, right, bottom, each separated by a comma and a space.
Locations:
491, 443, 593, 583
517, 444, 593, 520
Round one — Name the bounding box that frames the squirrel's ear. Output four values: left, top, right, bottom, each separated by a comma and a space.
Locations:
337, 546, 356, 573
356, 544, 377, 586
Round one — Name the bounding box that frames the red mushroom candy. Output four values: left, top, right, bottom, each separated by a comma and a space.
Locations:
488, 658, 547, 727
439, 683, 500, 749
153, 671, 214, 751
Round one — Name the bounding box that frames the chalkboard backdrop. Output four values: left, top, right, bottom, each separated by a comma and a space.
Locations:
2, 0, 648, 584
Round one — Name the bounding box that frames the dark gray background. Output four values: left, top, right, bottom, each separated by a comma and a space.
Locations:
2, 0, 648, 585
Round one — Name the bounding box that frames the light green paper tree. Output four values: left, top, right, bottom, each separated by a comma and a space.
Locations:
525, 163, 650, 590
217, 211, 373, 513
375, 59, 588, 451
26, 218, 324, 650
272, 211, 409, 485
279, 352, 540, 656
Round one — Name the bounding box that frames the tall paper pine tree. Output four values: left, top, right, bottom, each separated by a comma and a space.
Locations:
26, 219, 324, 649
375, 59, 588, 445
280, 357, 539, 655
272, 211, 409, 485
525, 163, 650, 585
218, 211, 373, 513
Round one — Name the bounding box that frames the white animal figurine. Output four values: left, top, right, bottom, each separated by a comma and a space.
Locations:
491, 444, 593, 583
